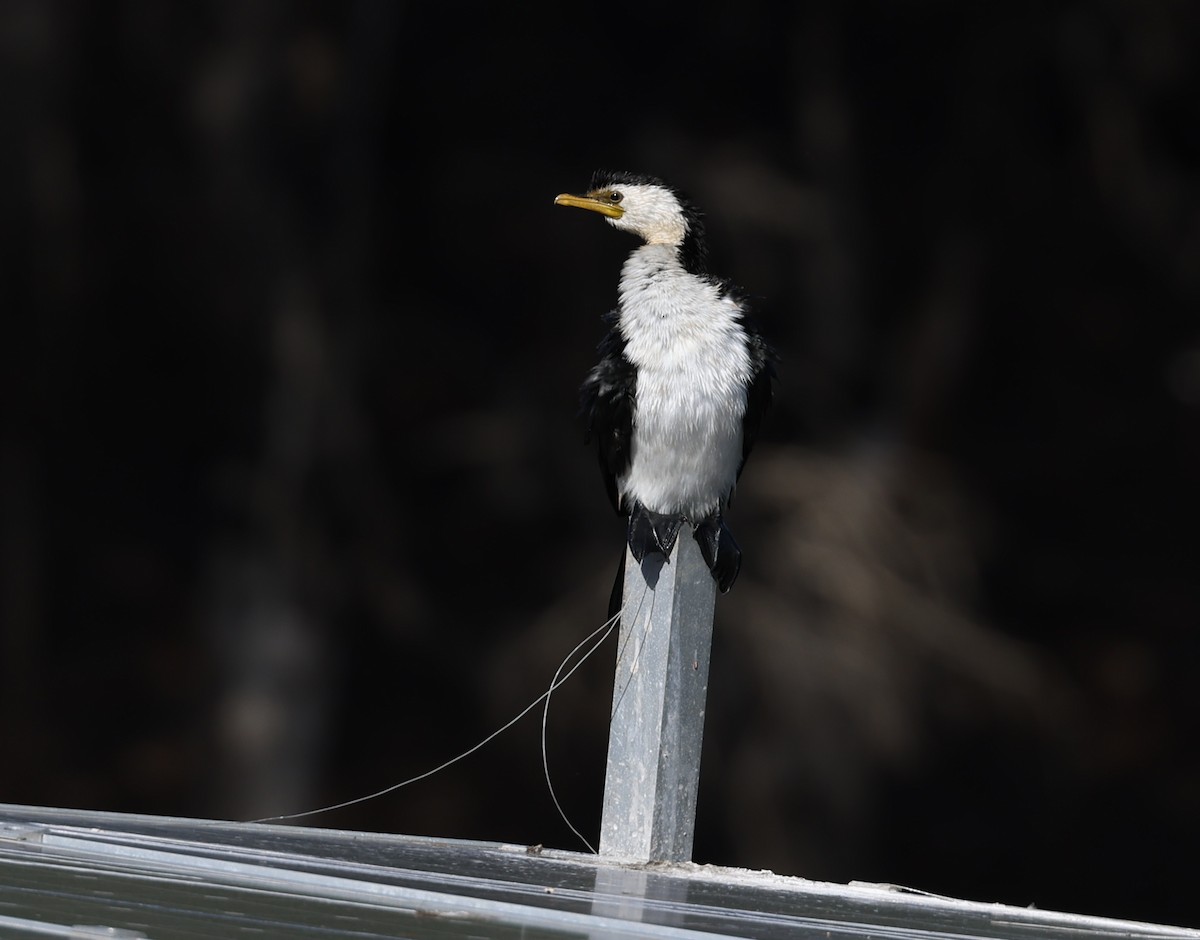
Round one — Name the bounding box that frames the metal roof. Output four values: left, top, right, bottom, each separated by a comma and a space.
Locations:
1, 803, 1194, 940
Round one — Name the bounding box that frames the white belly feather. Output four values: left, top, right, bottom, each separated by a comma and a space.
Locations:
616, 246, 752, 519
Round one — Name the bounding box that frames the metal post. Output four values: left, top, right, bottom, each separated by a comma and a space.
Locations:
599, 533, 717, 862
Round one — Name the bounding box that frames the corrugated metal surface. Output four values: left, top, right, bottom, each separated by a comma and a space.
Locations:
0, 804, 1194, 940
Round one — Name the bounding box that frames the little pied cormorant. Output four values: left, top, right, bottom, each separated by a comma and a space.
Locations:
556, 171, 775, 594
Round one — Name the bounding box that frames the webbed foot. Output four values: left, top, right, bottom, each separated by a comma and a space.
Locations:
693, 512, 742, 593
626, 502, 684, 563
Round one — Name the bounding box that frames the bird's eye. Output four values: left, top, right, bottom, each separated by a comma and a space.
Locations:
608, 191, 623, 203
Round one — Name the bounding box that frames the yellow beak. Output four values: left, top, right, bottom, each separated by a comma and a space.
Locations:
554, 192, 625, 219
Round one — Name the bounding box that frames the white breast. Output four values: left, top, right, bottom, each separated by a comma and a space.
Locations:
616, 246, 752, 519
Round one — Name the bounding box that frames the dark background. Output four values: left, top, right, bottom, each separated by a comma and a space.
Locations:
3, 0, 1198, 928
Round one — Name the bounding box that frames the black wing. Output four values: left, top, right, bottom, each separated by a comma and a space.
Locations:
739, 320, 776, 477
579, 313, 635, 514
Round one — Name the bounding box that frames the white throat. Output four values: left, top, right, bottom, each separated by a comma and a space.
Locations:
605, 184, 688, 246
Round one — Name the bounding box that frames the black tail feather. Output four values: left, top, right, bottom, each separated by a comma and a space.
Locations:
608, 549, 625, 625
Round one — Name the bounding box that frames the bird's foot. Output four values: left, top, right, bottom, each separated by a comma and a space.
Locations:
627, 503, 684, 563
693, 512, 742, 593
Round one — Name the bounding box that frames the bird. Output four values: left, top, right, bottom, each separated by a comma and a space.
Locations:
555, 170, 775, 596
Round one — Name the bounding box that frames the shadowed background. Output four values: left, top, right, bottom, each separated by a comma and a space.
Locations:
3, 0, 1198, 927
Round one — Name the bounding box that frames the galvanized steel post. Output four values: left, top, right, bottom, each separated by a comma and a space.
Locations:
599, 534, 717, 862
